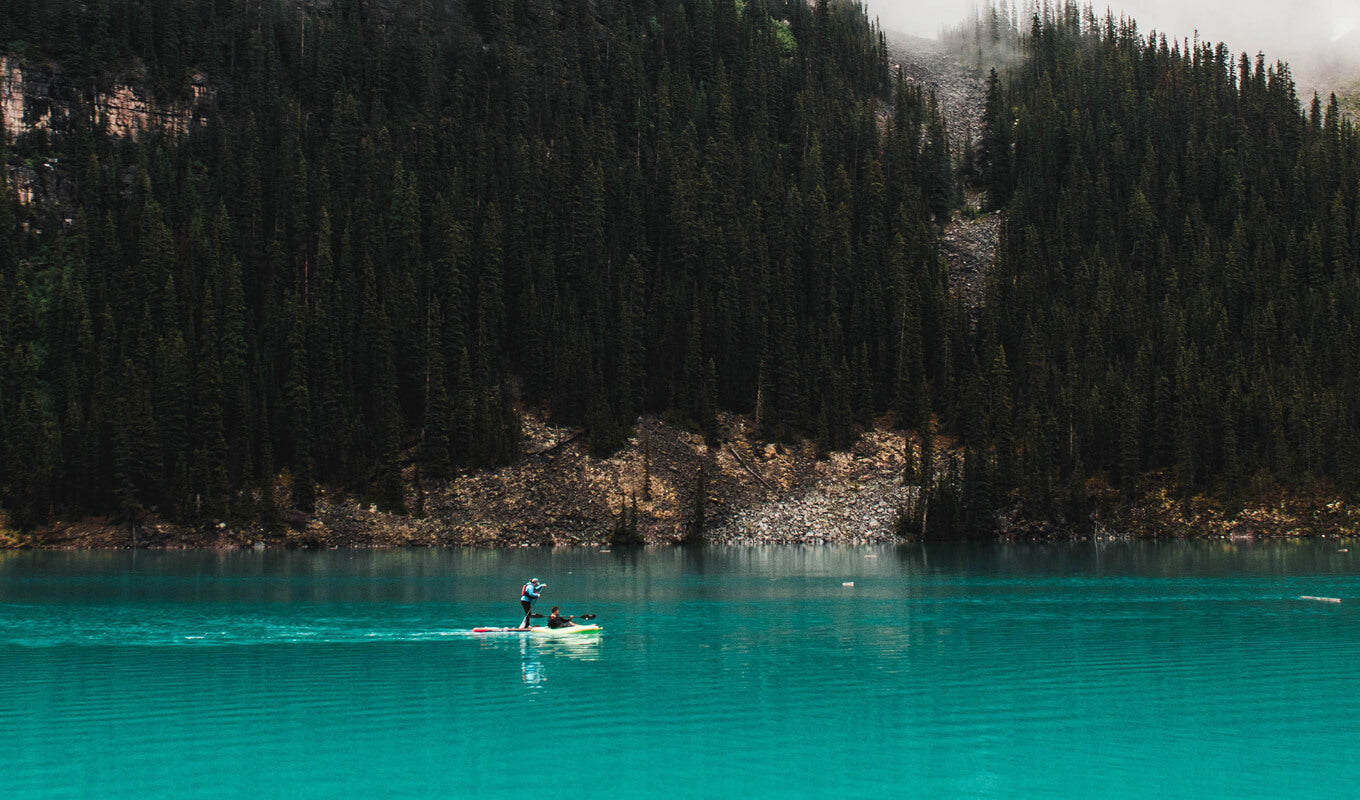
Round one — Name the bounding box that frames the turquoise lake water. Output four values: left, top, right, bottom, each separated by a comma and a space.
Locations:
3, 541, 1358, 798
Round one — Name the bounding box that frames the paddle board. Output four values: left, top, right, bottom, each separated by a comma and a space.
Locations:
471, 624, 603, 635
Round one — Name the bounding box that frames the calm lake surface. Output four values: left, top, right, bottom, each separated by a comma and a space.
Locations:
3, 541, 1358, 798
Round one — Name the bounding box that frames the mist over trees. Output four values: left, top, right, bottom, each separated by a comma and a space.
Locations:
948, 3, 1360, 532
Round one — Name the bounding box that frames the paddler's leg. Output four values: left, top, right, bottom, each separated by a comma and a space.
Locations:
521, 599, 533, 628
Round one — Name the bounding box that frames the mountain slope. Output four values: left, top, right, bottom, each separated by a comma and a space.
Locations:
0, 0, 959, 531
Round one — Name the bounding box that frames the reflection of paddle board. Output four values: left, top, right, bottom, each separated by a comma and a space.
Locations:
471, 624, 603, 635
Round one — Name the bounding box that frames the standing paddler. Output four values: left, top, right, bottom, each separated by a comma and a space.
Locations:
520, 578, 545, 628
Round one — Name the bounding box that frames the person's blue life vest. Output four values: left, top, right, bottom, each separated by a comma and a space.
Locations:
521, 582, 542, 602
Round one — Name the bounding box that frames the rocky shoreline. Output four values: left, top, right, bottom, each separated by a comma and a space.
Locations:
8, 409, 1360, 550
10, 412, 919, 550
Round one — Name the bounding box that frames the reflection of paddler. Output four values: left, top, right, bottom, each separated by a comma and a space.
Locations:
520, 578, 545, 628
519, 637, 543, 685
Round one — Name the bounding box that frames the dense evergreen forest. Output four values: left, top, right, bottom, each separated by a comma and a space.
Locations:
7, 0, 1360, 538
946, 4, 1360, 533
0, 0, 959, 527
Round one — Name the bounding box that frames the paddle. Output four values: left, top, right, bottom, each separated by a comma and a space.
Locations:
529, 613, 596, 620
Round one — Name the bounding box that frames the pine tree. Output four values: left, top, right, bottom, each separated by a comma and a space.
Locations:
191, 289, 230, 518
978, 68, 1012, 209
284, 294, 315, 512
420, 301, 454, 480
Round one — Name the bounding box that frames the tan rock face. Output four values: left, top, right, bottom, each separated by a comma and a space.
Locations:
2, 57, 35, 135
92, 81, 212, 139
2, 56, 210, 205
1, 56, 206, 141
94, 84, 184, 138
1, 56, 66, 137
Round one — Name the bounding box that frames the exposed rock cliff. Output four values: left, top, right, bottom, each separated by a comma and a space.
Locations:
2, 55, 212, 207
